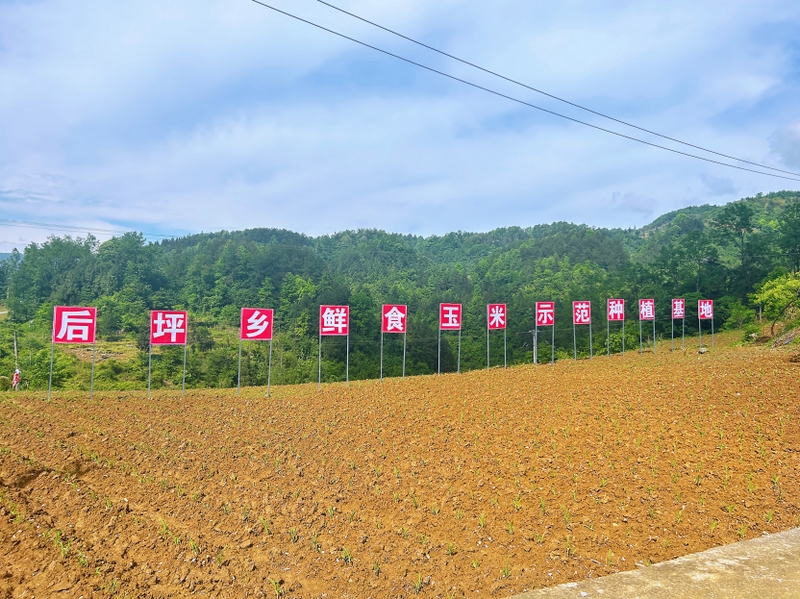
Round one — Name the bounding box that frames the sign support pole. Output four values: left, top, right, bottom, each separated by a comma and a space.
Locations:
346, 332, 349, 387
573, 322, 577, 361
402, 332, 407, 380
622, 319, 625, 355
607, 318, 610, 357
457, 330, 461, 374
639, 320, 643, 354
486, 326, 490, 371
682, 317, 685, 350
266, 340, 273, 397
380, 332, 384, 382
551, 324, 555, 365
589, 323, 593, 360
671, 317, 674, 351
698, 314, 702, 347
47, 341, 54, 401
318, 332, 322, 389
711, 317, 715, 348
504, 327, 507, 369
652, 319, 656, 354
437, 330, 441, 375
90, 342, 96, 401
533, 324, 538, 364
147, 343, 152, 399
182, 342, 187, 398
237, 339, 242, 395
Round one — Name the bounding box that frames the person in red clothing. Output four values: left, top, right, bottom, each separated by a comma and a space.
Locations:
11, 368, 21, 391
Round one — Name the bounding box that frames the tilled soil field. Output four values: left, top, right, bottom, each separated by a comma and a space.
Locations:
1, 334, 799, 598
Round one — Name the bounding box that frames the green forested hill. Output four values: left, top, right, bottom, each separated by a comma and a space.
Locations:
1, 190, 798, 391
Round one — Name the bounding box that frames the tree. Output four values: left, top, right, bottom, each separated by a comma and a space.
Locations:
750, 272, 800, 336
711, 201, 755, 266
778, 197, 800, 271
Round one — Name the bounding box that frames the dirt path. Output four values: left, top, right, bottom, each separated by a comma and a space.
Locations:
1, 334, 798, 597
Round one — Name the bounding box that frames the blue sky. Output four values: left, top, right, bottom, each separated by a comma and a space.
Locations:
1, 0, 799, 252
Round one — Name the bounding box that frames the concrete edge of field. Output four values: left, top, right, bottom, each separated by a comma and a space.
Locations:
507, 527, 800, 599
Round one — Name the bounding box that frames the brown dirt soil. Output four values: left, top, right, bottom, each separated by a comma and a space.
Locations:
1, 332, 799, 598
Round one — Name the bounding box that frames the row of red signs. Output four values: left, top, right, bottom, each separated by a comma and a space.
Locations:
51, 299, 714, 345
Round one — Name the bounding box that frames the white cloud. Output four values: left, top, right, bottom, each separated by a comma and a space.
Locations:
0, 0, 798, 252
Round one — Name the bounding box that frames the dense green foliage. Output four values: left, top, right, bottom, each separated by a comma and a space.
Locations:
1, 190, 798, 390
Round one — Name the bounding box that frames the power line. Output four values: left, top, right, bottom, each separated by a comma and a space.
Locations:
0, 219, 172, 239
313, 0, 800, 178
249, 0, 800, 182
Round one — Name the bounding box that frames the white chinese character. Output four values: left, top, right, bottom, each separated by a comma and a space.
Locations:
574, 302, 591, 324
699, 301, 713, 319
537, 304, 554, 326
673, 300, 685, 318
640, 301, 654, 320
246, 310, 269, 338
56, 309, 93, 342
488, 305, 505, 328
608, 300, 625, 319
384, 307, 406, 332
322, 307, 348, 334
442, 305, 460, 327
153, 312, 185, 343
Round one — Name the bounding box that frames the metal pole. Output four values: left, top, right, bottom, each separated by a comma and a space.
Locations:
607, 317, 610, 357
237, 339, 242, 395
267, 340, 273, 397
639, 320, 643, 354
147, 343, 152, 399
622, 319, 625, 355
589, 323, 593, 360
380, 332, 384, 382
90, 342, 96, 401
182, 342, 187, 398
402, 332, 406, 380
534, 324, 538, 364
711, 318, 715, 348
682, 317, 685, 350
318, 333, 322, 389
437, 330, 441, 375
457, 330, 461, 374
346, 333, 349, 387
504, 328, 507, 369
698, 315, 702, 348
652, 319, 656, 354
671, 317, 674, 351
573, 322, 577, 361
47, 341, 54, 401
486, 325, 490, 371
551, 325, 555, 365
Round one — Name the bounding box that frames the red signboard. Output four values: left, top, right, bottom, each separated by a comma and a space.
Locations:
439, 303, 462, 330
536, 301, 555, 326
150, 310, 188, 345
320, 305, 350, 336
53, 306, 97, 344
240, 308, 274, 341
381, 304, 408, 334
487, 303, 507, 330
698, 299, 714, 320
607, 299, 625, 322
672, 298, 686, 319
639, 299, 655, 321
573, 301, 591, 325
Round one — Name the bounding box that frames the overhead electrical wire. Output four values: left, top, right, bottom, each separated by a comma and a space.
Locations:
312, 0, 800, 178
0, 219, 171, 239
249, 0, 800, 182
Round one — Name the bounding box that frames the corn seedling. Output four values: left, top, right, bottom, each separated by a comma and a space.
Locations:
765, 510, 775, 524
478, 512, 486, 527
431, 505, 440, 515
341, 546, 353, 565
501, 558, 511, 578
512, 496, 522, 511
289, 527, 298, 543
327, 506, 335, 518
445, 542, 457, 556
189, 538, 200, 554
268, 577, 284, 599
710, 520, 718, 533
506, 521, 514, 535
455, 509, 464, 520
373, 561, 381, 575
311, 533, 321, 552
565, 534, 575, 556
412, 574, 424, 594
471, 560, 480, 569
738, 524, 747, 539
